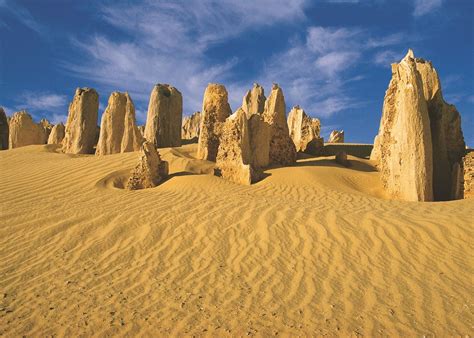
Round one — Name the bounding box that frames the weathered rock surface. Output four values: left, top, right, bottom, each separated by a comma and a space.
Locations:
62, 88, 99, 154
47, 123, 65, 144
182, 111, 201, 140
248, 114, 271, 168
197, 84, 231, 161
216, 109, 261, 185
371, 49, 466, 201
138, 125, 145, 138
335, 151, 350, 167
144, 84, 182, 148
126, 141, 168, 190
96, 92, 143, 155
328, 130, 344, 143
262, 84, 296, 165
462, 151, 474, 199
39, 118, 53, 143
8, 111, 45, 148
242, 83, 266, 118
287, 105, 324, 155
0, 107, 8, 150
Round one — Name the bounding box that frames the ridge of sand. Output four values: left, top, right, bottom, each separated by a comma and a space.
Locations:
0, 144, 472, 336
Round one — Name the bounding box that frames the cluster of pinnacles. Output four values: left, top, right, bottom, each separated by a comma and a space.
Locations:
0, 49, 471, 199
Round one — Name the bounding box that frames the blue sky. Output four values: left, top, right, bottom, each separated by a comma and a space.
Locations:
1, 0, 473, 145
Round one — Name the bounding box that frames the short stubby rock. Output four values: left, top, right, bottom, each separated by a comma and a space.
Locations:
126, 141, 169, 190
47, 123, 66, 144
8, 111, 45, 149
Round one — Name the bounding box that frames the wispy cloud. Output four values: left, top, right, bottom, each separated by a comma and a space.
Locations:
63, 0, 308, 115
16, 92, 67, 111
413, 0, 443, 16
373, 50, 404, 66
0, 0, 45, 35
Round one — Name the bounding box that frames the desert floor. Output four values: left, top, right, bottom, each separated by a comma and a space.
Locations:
0, 144, 472, 336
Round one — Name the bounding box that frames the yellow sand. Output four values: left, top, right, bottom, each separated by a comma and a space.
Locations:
0, 144, 472, 336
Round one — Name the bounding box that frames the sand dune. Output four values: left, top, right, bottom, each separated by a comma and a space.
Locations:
0, 144, 472, 336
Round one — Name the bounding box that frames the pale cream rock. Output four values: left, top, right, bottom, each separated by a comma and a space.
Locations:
328, 130, 344, 143
462, 152, 473, 199
242, 83, 266, 118
47, 123, 65, 144
197, 84, 231, 161
371, 50, 433, 201
8, 111, 45, 149
96, 92, 143, 155
216, 109, 261, 185
248, 113, 271, 168
62, 88, 99, 154
182, 111, 201, 140
126, 141, 168, 190
371, 49, 466, 201
287, 105, 324, 155
262, 84, 296, 165
0, 107, 8, 150
144, 84, 182, 148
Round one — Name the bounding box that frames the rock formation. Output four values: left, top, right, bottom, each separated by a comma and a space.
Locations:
242, 83, 266, 118
138, 125, 145, 138
0, 107, 8, 150
182, 111, 201, 140
328, 130, 344, 143
197, 84, 232, 161
62, 88, 99, 154
462, 152, 473, 199
262, 84, 296, 165
96, 92, 143, 155
287, 105, 324, 155
216, 109, 262, 185
371, 49, 466, 201
8, 111, 45, 148
39, 118, 53, 143
335, 151, 350, 167
248, 114, 271, 168
126, 141, 168, 190
47, 123, 65, 144
144, 84, 182, 148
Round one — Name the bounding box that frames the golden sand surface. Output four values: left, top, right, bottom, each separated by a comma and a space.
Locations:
0, 144, 472, 336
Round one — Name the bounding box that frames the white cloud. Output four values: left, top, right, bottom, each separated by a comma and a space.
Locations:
373, 50, 404, 66
1, 0, 45, 35
413, 0, 443, 16
16, 92, 68, 111
64, 0, 308, 115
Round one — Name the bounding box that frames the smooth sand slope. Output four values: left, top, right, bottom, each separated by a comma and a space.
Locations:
0, 144, 472, 336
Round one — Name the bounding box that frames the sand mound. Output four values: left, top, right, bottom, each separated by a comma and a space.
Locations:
0, 145, 472, 336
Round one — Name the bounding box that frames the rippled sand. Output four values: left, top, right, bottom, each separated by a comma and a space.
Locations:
0, 144, 472, 336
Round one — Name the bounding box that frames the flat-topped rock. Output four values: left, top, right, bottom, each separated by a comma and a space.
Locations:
144, 84, 182, 148
8, 111, 45, 149
62, 88, 99, 154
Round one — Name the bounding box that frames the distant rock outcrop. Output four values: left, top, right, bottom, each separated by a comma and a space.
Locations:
242, 83, 266, 118
0, 107, 8, 150
328, 130, 344, 143
126, 141, 168, 190
96, 92, 143, 155
182, 111, 201, 140
197, 84, 232, 161
262, 84, 296, 165
216, 109, 262, 185
287, 106, 324, 155
62, 88, 99, 154
8, 111, 45, 149
47, 123, 65, 144
371, 49, 466, 201
144, 84, 182, 148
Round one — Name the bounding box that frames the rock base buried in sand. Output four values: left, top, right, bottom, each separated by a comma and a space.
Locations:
126, 141, 168, 190
335, 151, 350, 167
